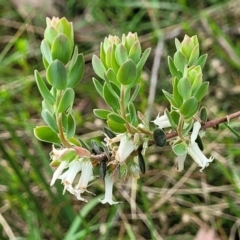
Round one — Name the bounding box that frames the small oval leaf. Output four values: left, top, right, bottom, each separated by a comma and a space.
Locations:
92, 54, 106, 80
46, 60, 67, 90
57, 88, 75, 113
34, 126, 61, 145
34, 70, 55, 105
180, 97, 198, 119
117, 59, 137, 85
51, 33, 72, 64
93, 109, 111, 119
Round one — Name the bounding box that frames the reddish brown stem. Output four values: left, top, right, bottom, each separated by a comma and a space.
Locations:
166, 110, 240, 140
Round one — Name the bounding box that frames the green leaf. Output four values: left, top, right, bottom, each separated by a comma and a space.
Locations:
40, 40, 52, 64
67, 54, 85, 88
172, 142, 187, 155
167, 56, 182, 79
128, 103, 138, 126
117, 59, 137, 85
180, 96, 198, 119
68, 46, 78, 70
193, 82, 209, 102
57, 88, 75, 113
129, 41, 142, 63
41, 109, 58, 133
175, 38, 181, 51
34, 70, 55, 105
188, 44, 199, 66
196, 54, 208, 69
107, 113, 126, 124
44, 26, 58, 46
136, 48, 151, 71
165, 109, 177, 129
191, 73, 202, 94
172, 78, 183, 108
173, 51, 187, 73
115, 43, 128, 66
51, 33, 72, 64
107, 119, 126, 133
46, 60, 67, 90
92, 78, 104, 98
106, 68, 119, 87
104, 72, 120, 99
34, 126, 61, 145
128, 84, 140, 104
93, 109, 111, 119
67, 112, 76, 138
177, 77, 192, 100
162, 90, 178, 109
92, 54, 106, 79
103, 82, 120, 111
42, 99, 54, 115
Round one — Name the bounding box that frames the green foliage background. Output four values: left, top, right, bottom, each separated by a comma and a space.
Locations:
0, 0, 240, 239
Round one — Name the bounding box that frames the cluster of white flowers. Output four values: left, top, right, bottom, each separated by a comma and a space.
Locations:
50, 146, 94, 202
152, 113, 214, 172
50, 133, 141, 204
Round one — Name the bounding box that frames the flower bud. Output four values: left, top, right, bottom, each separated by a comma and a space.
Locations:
178, 35, 199, 64
44, 17, 74, 64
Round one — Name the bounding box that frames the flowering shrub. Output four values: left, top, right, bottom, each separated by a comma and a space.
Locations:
34, 17, 240, 204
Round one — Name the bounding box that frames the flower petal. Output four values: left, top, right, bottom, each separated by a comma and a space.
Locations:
191, 121, 202, 143
50, 161, 68, 186
99, 174, 119, 205
176, 154, 187, 172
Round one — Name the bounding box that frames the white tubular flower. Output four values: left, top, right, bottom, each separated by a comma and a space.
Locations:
58, 160, 82, 193
50, 161, 68, 186
187, 142, 214, 172
75, 161, 93, 192
99, 174, 119, 205
187, 121, 214, 171
176, 154, 187, 172
116, 134, 137, 163
152, 112, 171, 129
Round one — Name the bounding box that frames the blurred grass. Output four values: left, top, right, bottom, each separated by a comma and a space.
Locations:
0, 0, 240, 239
